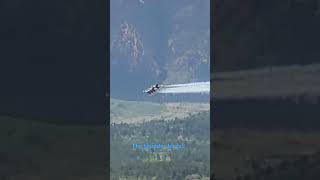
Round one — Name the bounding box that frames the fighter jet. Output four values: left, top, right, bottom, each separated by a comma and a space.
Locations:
143, 84, 161, 95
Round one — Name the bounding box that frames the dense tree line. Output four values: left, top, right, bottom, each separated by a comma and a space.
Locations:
111, 112, 210, 179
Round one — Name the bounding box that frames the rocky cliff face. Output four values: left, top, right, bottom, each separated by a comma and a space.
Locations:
110, 0, 210, 99
111, 22, 145, 71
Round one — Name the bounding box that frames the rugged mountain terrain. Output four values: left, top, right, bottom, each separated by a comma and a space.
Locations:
110, 0, 210, 99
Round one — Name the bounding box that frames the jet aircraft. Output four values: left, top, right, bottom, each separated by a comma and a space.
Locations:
143, 84, 161, 95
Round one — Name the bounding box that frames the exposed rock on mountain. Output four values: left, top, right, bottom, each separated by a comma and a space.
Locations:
111, 0, 210, 99
111, 21, 145, 71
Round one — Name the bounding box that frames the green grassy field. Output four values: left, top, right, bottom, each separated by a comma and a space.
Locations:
110, 98, 209, 124
0, 116, 106, 180
111, 98, 165, 117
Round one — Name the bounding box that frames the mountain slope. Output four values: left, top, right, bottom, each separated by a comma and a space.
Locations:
110, 0, 210, 99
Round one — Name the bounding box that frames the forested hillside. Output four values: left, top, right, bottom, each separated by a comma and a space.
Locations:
111, 112, 210, 180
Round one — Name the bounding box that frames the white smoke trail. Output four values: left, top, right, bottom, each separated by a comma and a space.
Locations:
163, 82, 209, 88
159, 81, 210, 94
